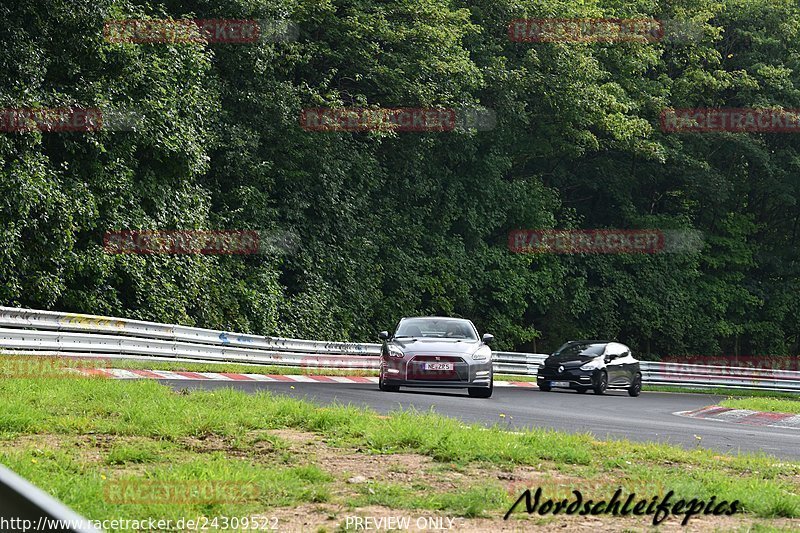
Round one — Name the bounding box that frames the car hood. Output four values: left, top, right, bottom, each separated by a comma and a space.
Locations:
390, 338, 482, 355
545, 353, 602, 368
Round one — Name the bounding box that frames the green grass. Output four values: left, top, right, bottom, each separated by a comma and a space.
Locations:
496, 374, 536, 382
0, 373, 798, 526
1, 444, 332, 523
721, 397, 800, 415
105, 440, 167, 465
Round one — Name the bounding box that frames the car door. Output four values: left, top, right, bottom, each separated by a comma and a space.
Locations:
604, 343, 627, 386
615, 348, 638, 386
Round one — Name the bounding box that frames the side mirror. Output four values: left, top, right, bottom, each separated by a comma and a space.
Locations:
378, 331, 390, 341
482, 333, 494, 344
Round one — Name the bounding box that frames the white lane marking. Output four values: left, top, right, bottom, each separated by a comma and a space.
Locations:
104, 369, 142, 379
148, 370, 191, 380
329, 376, 359, 383
674, 407, 800, 430
772, 415, 800, 428
715, 409, 758, 421
242, 374, 279, 381
283, 375, 319, 382
197, 372, 234, 380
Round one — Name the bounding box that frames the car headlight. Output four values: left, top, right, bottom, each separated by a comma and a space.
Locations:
472, 351, 488, 361
580, 361, 600, 371
388, 347, 405, 358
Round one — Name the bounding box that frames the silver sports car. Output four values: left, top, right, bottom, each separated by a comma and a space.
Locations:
377, 317, 494, 398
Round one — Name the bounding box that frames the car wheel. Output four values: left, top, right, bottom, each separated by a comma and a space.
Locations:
628, 373, 642, 397
469, 375, 493, 398
593, 371, 608, 395
575, 387, 587, 394
378, 369, 400, 392
537, 380, 551, 392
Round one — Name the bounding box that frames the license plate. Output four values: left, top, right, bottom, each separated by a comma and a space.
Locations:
551, 381, 570, 388
424, 362, 454, 371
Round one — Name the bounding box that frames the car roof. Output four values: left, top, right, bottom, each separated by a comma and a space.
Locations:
563, 340, 631, 353
401, 316, 473, 321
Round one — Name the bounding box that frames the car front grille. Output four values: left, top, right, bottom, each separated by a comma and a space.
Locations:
407, 355, 468, 381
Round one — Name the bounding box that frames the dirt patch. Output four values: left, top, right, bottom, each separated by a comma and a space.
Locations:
179, 433, 251, 458
474, 464, 583, 496
269, 429, 450, 498
272, 428, 318, 445
0, 434, 165, 475
0, 433, 65, 451
0, 433, 137, 463
323, 451, 436, 485
176, 430, 289, 460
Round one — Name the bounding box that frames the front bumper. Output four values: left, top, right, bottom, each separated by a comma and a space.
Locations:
383, 357, 493, 389
537, 367, 595, 388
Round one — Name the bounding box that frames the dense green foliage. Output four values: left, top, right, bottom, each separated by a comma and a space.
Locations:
1, 0, 798, 357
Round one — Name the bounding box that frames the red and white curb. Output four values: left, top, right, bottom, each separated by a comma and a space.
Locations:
72, 368, 539, 388
675, 405, 800, 430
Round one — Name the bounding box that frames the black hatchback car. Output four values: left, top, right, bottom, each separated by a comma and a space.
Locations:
537, 340, 641, 396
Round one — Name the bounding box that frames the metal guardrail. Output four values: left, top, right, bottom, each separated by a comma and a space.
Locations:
0, 463, 100, 532
491, 351, 547, 376
0, 307, 380, 356
641, 361, 800, 392
0, 306, 798, 392
0, 328, 379, 369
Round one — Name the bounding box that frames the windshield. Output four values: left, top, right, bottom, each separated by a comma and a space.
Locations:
395, 318, 477, 340
553, 342, 606, 358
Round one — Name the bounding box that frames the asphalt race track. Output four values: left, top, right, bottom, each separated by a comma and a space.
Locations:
158, 380, 800, 460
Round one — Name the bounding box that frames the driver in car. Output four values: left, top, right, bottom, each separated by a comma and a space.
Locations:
445, 323, 465, 338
